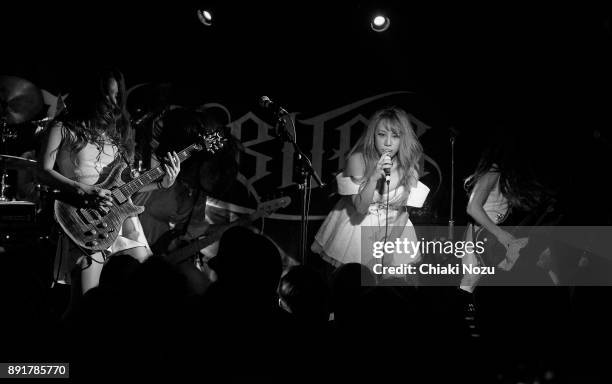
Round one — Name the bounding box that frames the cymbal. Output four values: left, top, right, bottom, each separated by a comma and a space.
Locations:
0, 154, 38, 169
0, 76, 44, 125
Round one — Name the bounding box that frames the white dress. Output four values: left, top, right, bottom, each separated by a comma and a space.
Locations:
311, 173, 429, 269
53, 124, 152, 284
460, 171, 510, 291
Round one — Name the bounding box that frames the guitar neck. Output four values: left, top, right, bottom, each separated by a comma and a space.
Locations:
118, 143, 201, 198
166, 213, 260, 265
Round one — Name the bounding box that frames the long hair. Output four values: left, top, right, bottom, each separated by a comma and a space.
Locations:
58, 68, 134, 160
464, 125, 550, 210
347, 107, 423, 189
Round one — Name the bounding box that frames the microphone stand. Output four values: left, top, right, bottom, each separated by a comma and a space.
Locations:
448, 127, 458, 240
272, 111, 325, 265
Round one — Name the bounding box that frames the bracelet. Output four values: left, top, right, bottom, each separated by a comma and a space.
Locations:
157, 180, 166, 190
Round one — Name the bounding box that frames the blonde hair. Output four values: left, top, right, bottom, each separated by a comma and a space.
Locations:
348, 107, 423, 190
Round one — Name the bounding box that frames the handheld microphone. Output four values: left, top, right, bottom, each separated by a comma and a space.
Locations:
259, 96, 289, 116
382, 153, 392, 183
383, 167, 391, 183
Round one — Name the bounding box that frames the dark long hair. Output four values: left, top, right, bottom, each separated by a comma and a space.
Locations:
58, 68, 134, 160
464, 124, 551, 211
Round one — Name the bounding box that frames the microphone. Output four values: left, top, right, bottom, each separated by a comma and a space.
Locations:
382, 153, 392, 183
383, 167, 391, 183
259, 96, 289, 116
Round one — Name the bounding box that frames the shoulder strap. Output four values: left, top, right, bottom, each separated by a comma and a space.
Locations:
119, 150, 140, 179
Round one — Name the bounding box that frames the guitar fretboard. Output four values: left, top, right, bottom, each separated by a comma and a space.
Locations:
119, 143, 201, 197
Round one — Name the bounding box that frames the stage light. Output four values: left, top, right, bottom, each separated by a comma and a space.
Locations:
197, 9, 213, 26
371, 14, 390, 32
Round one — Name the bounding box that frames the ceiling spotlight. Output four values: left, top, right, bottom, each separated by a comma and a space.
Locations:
197, 9, 213, 26
371, 14, 390, 32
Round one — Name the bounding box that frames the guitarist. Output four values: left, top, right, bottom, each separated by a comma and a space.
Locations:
456, 124, 566, 363
136, 106, 240, 253
38, 68, 181, 304
460, 124, 552, 293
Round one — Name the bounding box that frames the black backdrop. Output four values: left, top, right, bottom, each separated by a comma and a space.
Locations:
2, 5, 612, 380
2, 1, 611, 225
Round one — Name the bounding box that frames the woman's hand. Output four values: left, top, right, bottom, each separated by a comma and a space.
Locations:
160, 151, 181, 188
370, 152, 392, 182
77, 184, 113, 208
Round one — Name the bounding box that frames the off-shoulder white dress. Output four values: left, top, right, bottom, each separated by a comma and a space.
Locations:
311, 173, 429, 270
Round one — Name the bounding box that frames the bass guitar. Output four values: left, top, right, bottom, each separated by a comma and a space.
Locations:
163, 196, 292, 266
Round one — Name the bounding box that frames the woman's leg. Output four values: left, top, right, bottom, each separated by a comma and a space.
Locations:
62, 252, 104, 320
80, 252, 105, 294
116, 216, 153, 263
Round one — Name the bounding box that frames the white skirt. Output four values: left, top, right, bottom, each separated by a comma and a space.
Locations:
53, 216, 152, 285
311, 196, 421, 268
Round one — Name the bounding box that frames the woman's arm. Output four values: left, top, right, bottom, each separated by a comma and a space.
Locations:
346, 153, 379, 215
38, 123, 112, 205
466, 172, 515, 246
38, 123, 86, 194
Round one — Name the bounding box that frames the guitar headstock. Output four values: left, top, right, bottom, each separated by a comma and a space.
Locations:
254, 196, 292, 218
196, 131, 227, 154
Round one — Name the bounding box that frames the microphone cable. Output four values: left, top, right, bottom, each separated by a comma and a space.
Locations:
384, 177, 390, 244
383, 154, 392, 244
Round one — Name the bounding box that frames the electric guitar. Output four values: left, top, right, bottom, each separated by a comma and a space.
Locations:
163, 196, 292, 266
54, 132, 226, 251
473, 198, 559, 268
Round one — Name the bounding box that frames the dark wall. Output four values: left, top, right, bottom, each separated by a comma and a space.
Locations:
2, 1, 611, 223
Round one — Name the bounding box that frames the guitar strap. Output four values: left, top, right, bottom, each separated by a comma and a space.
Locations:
120, 151, 139, 179
178, 186, 202, 237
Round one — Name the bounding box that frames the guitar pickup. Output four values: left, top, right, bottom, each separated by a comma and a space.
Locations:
95, 206, 111, 216
77, 208, 95, 224
87, 209, 101, 221
111, 189, 127, 204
